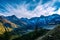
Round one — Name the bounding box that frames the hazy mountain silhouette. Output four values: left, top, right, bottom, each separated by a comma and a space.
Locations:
5, 14, 60, 30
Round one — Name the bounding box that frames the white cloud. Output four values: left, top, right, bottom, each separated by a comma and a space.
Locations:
54, 8, 60, 15
0, 0, 59, 19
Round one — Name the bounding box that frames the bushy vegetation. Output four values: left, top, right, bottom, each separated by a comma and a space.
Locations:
0, 28, 49, 40
41, 25, 60, 40
13, 29, 49, 40
0, 31, 11, 40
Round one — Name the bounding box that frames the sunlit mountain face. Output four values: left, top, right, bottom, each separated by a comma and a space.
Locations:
0, 0, 60, 19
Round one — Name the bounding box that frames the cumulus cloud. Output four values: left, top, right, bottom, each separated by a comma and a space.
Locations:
0, 0, 60, 18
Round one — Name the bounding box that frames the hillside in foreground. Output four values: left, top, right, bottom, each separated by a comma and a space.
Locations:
36, 24, 60, 40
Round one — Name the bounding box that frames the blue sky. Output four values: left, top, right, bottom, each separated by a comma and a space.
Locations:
0, 0, 60, 18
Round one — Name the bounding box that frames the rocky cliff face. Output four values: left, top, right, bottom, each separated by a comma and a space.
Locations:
0, 16, 18, 34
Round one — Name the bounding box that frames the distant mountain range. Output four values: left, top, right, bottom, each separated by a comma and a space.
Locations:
0, 14, 60, 34
6, 14, 60, 29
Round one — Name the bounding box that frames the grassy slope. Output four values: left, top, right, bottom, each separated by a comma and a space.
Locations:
12, 29, 49, 40
36, 24, 60, 40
